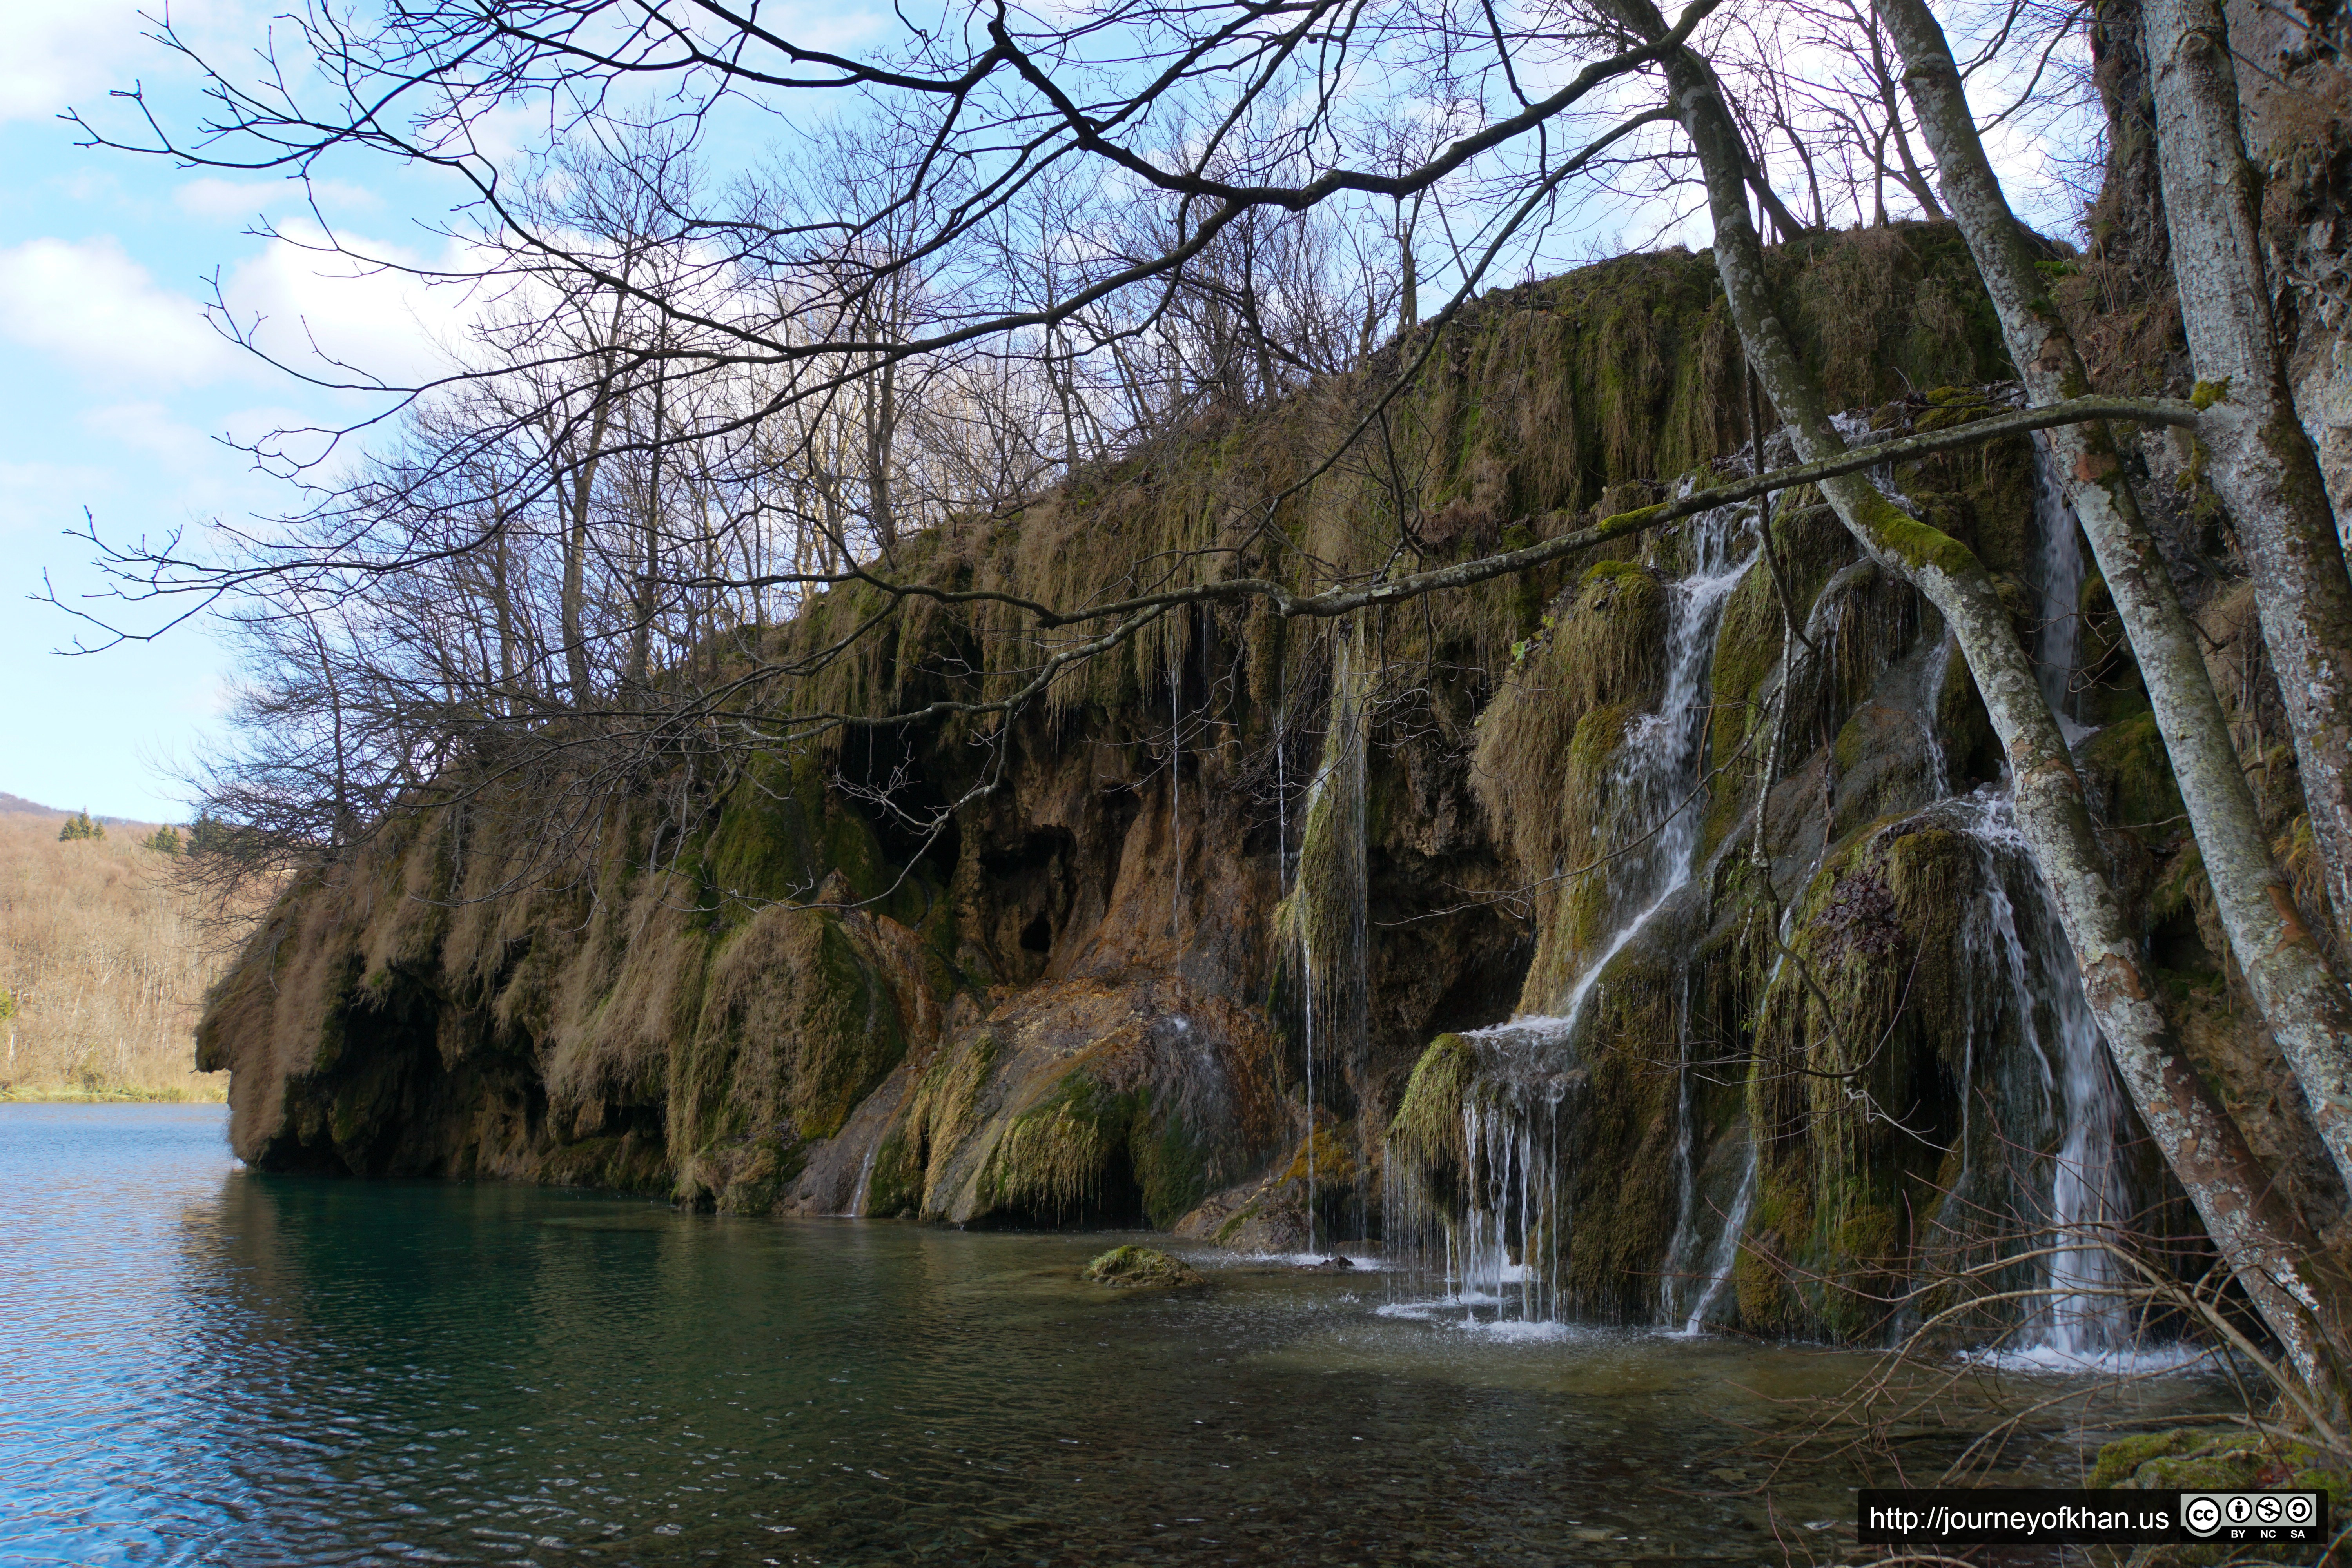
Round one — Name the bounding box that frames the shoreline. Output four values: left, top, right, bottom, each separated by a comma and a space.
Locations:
0, 1083, 228, 1105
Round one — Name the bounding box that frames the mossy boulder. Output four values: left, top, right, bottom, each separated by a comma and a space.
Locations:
1083, 1245, 1206, 1289
2092, 1428, 2350, 1562
2093, 1428, 2350, 1500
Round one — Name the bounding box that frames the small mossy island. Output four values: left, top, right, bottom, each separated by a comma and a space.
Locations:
195, 222, 2342, 1346
1083, 1245, 1206, 1289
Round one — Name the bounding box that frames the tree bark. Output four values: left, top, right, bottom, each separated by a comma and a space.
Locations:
1603, 0, 2352, 1402
2143, 0, 2352, 951
1878, 0, 2352, 1202
628, 369, 667, 690
558, 383, 616, 708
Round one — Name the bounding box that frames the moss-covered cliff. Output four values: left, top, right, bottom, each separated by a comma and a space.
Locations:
196, 216, 2348, 1339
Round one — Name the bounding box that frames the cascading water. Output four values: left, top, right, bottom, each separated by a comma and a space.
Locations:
850, 1135, 882, 1218
1973, 438, 2125, 1355
1406, 501, 1760, 1325
1937, 790, 2129, 1356
1388, 427, 2130, 1349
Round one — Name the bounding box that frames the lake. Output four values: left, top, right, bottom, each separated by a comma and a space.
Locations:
0, 1104, 2221, 1564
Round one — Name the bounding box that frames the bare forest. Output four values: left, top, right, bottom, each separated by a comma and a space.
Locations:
0, 811, 232, 1100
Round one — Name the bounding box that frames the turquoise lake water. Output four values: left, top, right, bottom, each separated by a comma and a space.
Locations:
0, 1103, 2224, 1564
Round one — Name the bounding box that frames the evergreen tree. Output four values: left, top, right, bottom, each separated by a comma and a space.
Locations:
143, 825, 184, 855
57, 811, 105, 843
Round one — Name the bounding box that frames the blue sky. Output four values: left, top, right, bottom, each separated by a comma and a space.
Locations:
0, 0, 463, 821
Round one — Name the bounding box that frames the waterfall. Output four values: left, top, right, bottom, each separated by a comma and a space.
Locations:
1388, 429, 2126, 1346
1660, 970, 1702, 1321
1918, 630, 1954, 800
1542, 502, 1759, 1020
1680, 1139, 1757, 1334
849, 1134, 883, 1218
1942, 790, 2128, 1356
1419, 502, 1759, 1323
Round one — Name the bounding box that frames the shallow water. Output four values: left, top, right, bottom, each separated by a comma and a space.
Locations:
0, 1105, 2227, 1565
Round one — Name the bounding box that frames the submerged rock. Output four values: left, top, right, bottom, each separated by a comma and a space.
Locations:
1082, 1245, 1205, 1289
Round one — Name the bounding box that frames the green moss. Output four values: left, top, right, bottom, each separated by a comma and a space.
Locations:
666, 900, 909, 1213
862, 1126, 924, 1218
2081, 710, 2185, 835
2089, 1429, 2208, 1487
1911, 385, 2004, 434
2094, 1427, 2350, 1526
980, 1073, 1215, 1229
1389, 1033, 1477, 1201
1083, 1244, 1205, 1288
701, 751, 915, 928
1871, 496, 1983, 581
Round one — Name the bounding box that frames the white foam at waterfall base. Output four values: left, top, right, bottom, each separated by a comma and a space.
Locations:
1196, 1250, 1396, 1271
1958, 1340, 2223, 1377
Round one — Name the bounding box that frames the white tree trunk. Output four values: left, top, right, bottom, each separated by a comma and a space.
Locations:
2143, 0, 2352, 950
1878, 0, 2352, 1200
1602, 0, 2352, 1400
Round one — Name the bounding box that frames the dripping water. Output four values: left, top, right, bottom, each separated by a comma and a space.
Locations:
1292, 631, 1371, 1252
1918, 631, 1955, 801
1681, 1142, 1758, 1334
1171, 626, 1183, 938
849, 1133, 882, 1218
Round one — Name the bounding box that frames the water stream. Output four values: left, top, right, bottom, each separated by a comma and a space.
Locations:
2027, 433, 2092, 745
1942, 789, 2130, 1358
1392, 430, 2133, 1353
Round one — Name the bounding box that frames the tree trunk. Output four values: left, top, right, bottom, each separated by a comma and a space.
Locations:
2143, 0, 2352, 950
1396, 194, 1419, 334
1864, 22, 1944, 219
1878, 0, 2352, 1200
1602, 0, 2352, 1401
865, 352, 900, 554
559, 385, 616, 708
628, 370, 667, 690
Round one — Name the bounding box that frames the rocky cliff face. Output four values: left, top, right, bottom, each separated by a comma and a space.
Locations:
199, 176, 2352, 1337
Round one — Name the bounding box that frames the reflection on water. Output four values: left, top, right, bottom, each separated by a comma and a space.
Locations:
0, 1106, 2223, 1565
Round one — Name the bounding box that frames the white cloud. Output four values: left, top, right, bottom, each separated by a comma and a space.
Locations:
0, 223, 474, 399
0, 0, 265, 125
80, 401, 215, 465
0, 0, 146, 123
0, 235, 239, 387
218, 222, 475, 389
0, 456, 116, 538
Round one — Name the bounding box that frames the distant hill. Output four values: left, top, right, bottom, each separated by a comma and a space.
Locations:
0, 813, 233, 1100
0, 792, 161, 829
